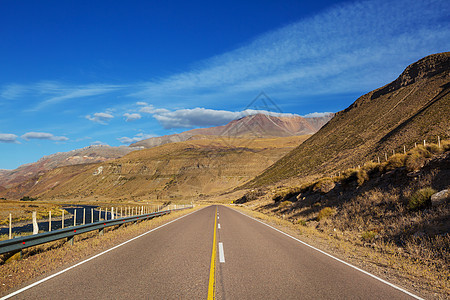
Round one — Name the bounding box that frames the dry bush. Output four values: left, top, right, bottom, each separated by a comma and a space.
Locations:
361, 230, 377, 242
384, 153, 407, 171
273, 187, 301, 202
341, 168, 369, 186
317, 207, 335, 221
279, 200, 292, 209
407, 187, 436, 210
442, 140, 450, 151
312, 177, 335, 193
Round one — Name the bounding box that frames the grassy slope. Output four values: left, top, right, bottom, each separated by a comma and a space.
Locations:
249, 52, 450, 187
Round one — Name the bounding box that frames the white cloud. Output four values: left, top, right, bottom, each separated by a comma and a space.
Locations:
86, 112, 114, 124
302, 112, 334, 118
0, 133, 18, 143
91, 141, 109, 146
145, 107, 300, 129
118, 133, 156, 144
21, 132, 69, 141
123, 113, 141, 122
139, 105, 170, 114
136, 101, 148, 106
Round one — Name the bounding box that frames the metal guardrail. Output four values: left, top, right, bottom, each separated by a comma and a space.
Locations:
0, 207, 191, 255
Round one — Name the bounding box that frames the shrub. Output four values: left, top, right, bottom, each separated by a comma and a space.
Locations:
296, 219, 307, 226
317, 207, 336, 221
20, 196, 37, 201
405, 148, 428, 172
407, 187, 436, 210
361, 230, 377, 242
273, 187, 301, 202
425, 143, 442, 154
312, 177, 335, 193
384, 153, 407, 171
279, 200, 292, 209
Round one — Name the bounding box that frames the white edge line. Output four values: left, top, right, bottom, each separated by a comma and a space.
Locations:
231, 207, 423, 300
1, 207, 205, 300
218, 242, 225, 263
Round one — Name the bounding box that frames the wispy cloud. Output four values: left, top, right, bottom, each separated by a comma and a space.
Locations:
0, 81, 124, 111
131, 0, 449, 104
0, 133, 19, 143
123, 113, 141, 122
303, 112, 334, 118
86, 112, 114, 124
118, 133, 156, 144
21, 132, 69, 141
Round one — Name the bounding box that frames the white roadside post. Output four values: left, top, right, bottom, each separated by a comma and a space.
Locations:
91, 208, 94, 223
32, 211, 38, 234
83, 208, 86, 225
62, 210, 65, 229
49, 211, 52, 232
9, 213, 12, 239
105, 208, 108, 220
111, 207, 115, 220
74, 209, 77, 226
99, 208, 102, 221
438, 136, 441, 148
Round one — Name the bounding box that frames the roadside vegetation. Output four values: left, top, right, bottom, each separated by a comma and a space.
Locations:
0, 200, 65, 226
236, 140, 450, 298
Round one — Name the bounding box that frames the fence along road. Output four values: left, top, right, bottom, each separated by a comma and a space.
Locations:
2, 205, 421, 299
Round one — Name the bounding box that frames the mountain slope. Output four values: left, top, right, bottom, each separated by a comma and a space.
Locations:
250, 52, 450, 187
131, 113, 333, 148
0, 136, 309, 201
0, 145, 138, 189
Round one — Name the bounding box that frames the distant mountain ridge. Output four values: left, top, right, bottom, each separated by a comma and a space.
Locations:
249, 52, 450, 187
0, 145, 138, 189
131, 113, 333, 148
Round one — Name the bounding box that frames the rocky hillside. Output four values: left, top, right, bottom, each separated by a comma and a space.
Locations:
0, 136, 309, 201
0, 145, 139, 189
249, 52, 450, 187
131, 113, 333, 148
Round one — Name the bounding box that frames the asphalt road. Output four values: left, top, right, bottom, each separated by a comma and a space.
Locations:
4, 205, 420, 299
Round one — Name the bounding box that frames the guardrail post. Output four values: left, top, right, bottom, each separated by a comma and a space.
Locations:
9, 213, 12, 239
67, 235, 74, 246
32, 211, 38, 234
99, 228, 104, 236
49, 211, 52, 232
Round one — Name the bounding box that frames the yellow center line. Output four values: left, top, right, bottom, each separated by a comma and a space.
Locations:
207, 206, 218, 300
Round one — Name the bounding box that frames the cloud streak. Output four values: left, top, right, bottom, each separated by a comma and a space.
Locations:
21, 132, 69, 141
86, 112, 114, 124
118, 133, 156, 144
0, 133, 18, 143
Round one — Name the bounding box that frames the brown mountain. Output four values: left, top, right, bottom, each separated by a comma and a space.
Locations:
249, 52, 450, 187
131, 113, 333, 148
0, 145, 138, 189
0, 136, 310, 201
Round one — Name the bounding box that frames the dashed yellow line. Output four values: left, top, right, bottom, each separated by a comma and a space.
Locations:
207, 206, 218, 300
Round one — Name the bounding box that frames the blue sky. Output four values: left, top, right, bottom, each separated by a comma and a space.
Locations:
0, 0, 449, 170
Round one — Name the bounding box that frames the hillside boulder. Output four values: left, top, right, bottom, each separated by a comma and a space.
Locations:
431, 189, 449, 206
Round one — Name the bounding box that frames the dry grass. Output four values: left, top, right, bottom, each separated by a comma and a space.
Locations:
0, 200, 65, 226
233, 203, 449, 299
